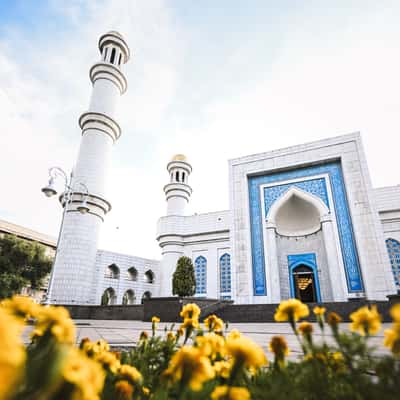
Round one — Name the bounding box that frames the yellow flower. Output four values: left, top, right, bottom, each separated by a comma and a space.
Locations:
196, 333, 226, 359
176, 327, 184, 337
331, 351, 344, 362
152, 316, 160, 323
227, 329, 241, 339
182, 317, 199, 329
226, 336, 268, 370
350, 305, 381, 336
204, 314, 224, 332
0, 308, 26, 400
119, 364, 142, 384
167, 332, 175, 341
213, 360, 232, 378
180, 303, 201, 320
274, 299, 309, 322
115, 380, 134, 399
383, 323, 400, 355
163, 346, 215, 391
1, 295, 39, 320
390, 304, 400, 322
143, 386, 150, 396
313, 306, 326, 316
62, 348, 105, 400
211, 385, 250, 400
97, 351, 121, 374
298, 321, 314, 336
327, 311, 342, 327
269, 336, 289, 358
140, 331, 149, 341
33, 305, 76, 344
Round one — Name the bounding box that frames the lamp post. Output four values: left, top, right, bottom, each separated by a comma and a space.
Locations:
41, 167, 90, 304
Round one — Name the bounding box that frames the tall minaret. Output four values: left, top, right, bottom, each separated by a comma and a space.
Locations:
157, 155, 193, 296
47, 31, 130, 304
164, 154, 192, 215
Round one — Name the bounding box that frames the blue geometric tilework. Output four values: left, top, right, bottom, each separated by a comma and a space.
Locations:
248, 161, 364, 296
386, 239, 400, 288
195, 256, 207, 294
220, 253, 232, 293
263, 178, 329, 214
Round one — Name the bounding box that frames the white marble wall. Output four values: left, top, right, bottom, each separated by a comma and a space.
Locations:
95, 250, 160, 304
229, 133, 397, 303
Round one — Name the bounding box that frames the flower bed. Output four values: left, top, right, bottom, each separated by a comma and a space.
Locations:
0, 297, 399, 399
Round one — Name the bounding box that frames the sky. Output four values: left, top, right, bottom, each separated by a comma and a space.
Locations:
1, 0, 400, 259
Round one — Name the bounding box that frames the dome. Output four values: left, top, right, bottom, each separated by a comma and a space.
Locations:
171, 154, 188, 162
107, 30, 123, 39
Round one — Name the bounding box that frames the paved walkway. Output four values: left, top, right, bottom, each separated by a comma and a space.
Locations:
24, 320, 390, 360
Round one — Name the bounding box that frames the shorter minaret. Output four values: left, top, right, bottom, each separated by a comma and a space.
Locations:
163, 154, 192, 215
157, 155, 192, 296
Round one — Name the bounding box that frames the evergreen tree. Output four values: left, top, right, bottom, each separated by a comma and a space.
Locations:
172, 256, 196, 297
0, 234, 53, 299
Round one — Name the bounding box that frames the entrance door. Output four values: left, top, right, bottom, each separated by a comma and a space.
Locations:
293, 264, 317, 303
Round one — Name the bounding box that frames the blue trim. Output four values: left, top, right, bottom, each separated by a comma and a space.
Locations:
288, 253, 321, 302
219, 253, 232, 293
386, 238, 400, 288
195, 256, 207, 294
248, 161, 364, 296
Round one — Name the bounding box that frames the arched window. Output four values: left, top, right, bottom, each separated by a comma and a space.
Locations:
175, 171, 180, 182
145, 270, 155, 284
128, 267, 138, 281
386, 238, 400, 288
103, 47, 108, 61
105, 264, 120, 279
122, 290, 136, 305
101, 287, 117, 305
110, 48, 116, 64
195, 256, 207, 295
220, 253, 231, 294
141, 291, 152, 304
118, 53, 122, 65
182, 172, 185, 182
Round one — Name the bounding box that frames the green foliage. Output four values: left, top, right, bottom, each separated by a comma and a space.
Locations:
122, 331, 177, 392
0, 234, 53, 299
172, 256, 196, 297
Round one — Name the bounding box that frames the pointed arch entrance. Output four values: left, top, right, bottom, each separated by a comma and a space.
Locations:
288, 254, 321, 303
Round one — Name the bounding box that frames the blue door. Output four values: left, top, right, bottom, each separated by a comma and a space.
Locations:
288, 253, 321, 303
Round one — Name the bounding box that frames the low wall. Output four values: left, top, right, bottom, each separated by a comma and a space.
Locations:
143, 297, 222, 322
63, 305, 144, 320
216, 299, 400, 323
61, 296, 400, 322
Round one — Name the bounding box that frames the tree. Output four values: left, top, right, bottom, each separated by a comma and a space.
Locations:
172, 256, 196, 297
0, 234, 53, 299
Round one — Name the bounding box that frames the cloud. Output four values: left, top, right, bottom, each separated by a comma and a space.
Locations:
1, 0, 400, 260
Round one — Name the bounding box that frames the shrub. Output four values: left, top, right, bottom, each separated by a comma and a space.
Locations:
0, 296, 400, 399
172, 256, 196, 297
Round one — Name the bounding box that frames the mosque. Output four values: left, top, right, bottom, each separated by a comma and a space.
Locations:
43, 31, 399, 306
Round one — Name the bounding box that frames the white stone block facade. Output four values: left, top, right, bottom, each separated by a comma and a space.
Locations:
47, 32, 399, 306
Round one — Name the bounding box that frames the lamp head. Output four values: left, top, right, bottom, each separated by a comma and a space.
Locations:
41, 178, 57, 197
77, 198, 90, 214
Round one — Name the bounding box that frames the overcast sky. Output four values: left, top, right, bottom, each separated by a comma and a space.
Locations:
1, 0, 399, 259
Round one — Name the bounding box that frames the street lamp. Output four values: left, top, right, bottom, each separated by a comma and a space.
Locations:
41, 167, 90, 304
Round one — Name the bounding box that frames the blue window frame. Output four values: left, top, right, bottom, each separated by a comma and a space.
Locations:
220, 253, 231, 293
195, 256, 207, 294
386, 239, 400, 288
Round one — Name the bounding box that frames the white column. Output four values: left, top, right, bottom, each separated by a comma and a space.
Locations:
159, 242, 184, 296
265, 222, 281, 303
321, 215, 347, 301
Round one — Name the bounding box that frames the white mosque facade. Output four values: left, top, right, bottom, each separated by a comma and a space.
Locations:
45, 32, 400, 306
